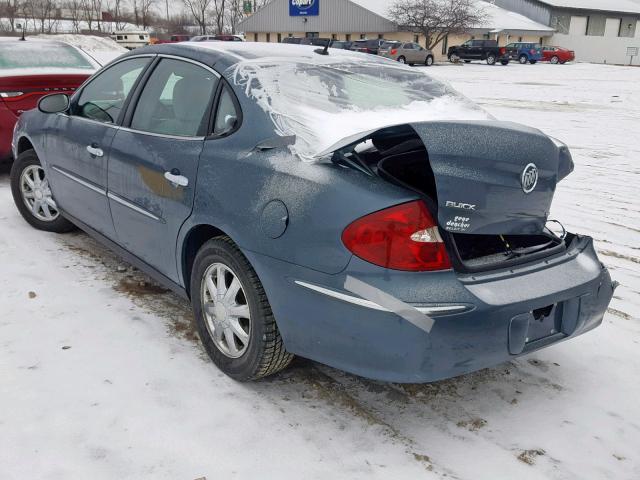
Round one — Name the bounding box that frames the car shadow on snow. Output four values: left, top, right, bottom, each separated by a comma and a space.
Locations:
56, 227, 568, 473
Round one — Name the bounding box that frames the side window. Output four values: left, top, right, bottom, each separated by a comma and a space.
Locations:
213, 87, 240, 136
75, 57, 149, 124
130, 58, 218, 137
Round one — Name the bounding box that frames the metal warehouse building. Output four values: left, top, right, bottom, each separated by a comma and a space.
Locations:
237, 0, 555, 62
494, 0, 640, 63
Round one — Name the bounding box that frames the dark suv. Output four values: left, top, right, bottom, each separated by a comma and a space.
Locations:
448, 40, 509, 65
350, 39, 385, 55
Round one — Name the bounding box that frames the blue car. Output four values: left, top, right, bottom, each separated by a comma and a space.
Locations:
506, 42, 544, 64
10, 43, 615, 382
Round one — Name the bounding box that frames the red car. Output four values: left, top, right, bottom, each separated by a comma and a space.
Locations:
0, 39, 102, 162
542, 46, 575, 64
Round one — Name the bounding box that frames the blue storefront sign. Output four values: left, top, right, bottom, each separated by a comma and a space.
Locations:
289, 0, 319, 16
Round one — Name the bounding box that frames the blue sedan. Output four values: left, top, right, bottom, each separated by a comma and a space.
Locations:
10, 43, 614, 382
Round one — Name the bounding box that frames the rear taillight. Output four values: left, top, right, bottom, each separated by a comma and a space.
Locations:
342, 200, 451, 271
390, 48, 398, 55
499, 47, 506, 55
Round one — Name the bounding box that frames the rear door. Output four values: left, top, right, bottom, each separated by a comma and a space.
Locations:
46, 56, 151, 238
107, 57, 219, 281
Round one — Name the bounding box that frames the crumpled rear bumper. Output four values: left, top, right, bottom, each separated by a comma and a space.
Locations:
245, 235, 615, 383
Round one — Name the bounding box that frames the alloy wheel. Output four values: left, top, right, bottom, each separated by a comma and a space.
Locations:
551, 55, 559, 64
20, 165, 59, 222
201, 262, 251, 358
519, 55, 528, 64
397, 56, 406, 64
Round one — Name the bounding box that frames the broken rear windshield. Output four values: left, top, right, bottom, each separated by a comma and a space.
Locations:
231, 58, 489, 160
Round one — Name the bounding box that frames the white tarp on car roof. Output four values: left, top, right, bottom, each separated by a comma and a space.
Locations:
226, 46, 491, 161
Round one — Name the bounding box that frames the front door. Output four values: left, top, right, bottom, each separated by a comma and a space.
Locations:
107, 57, 219, 281
46, 57, 151, 238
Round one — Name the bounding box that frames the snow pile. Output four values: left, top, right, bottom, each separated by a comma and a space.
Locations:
230, 57, 491, 161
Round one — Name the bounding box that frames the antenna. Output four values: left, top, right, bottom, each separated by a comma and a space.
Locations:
314, 38, 330, 56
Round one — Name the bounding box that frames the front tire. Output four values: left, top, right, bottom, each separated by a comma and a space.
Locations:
10, 149, 75, 233
425, 55, 434, 66
530, 60, 537, 64
519, 54, 528, 64
550, 55, 559, 64
397, 56, 406, 64
191, 236, 293, 381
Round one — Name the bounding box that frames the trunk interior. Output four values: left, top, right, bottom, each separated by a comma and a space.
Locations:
331, 125, 567, 272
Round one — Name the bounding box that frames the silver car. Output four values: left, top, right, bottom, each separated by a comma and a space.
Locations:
380, 41, 434, 66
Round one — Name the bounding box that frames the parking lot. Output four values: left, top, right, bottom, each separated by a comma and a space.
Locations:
1, 62, 639, 480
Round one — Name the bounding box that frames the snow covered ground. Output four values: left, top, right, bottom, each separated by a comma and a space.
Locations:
1, 62, 639, 480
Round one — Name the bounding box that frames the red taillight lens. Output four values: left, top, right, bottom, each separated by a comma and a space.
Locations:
499, 47, 506, 55
390, 48, 398, 55
342, 201, 451, 271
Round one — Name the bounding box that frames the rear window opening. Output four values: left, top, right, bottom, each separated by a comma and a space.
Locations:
333, 125, 569, 273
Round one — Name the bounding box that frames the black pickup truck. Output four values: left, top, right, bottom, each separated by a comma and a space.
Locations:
448, 39, 510, 65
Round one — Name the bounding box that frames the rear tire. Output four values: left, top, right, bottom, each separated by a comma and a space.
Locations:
190, 236, 293, 381
10, 149, 76, 233
519, 54, 528, 64
500, 60, 509, 65
464, 60, 471, 63
425, 55, 434, 66
530, 60, 537, 64
397, 56, 406, 64
486, 54, 496, 65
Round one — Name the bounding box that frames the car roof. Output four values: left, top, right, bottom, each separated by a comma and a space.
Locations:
126, 41, 373, 70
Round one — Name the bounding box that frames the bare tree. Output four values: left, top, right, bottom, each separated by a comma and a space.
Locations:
211, 0, 224, 33
64, 0, 83, 32
182, 0, 212, 34
138, 0, 154, 29
389, 0, 486, 51
2, 0, 24, 32
23, 0, 58, 33
226, 0, 243, 34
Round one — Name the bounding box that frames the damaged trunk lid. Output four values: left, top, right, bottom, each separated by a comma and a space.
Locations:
403, 120, 572, 235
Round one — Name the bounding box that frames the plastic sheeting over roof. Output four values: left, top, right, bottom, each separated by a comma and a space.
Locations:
224, 45, 492, 161
348, 0, 554, 32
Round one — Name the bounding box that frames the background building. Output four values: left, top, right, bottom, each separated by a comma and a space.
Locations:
493, 0, 640, 63
237, 0, 554, 62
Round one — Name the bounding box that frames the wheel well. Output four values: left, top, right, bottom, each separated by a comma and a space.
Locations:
17, 137, 34, 156
181, 224, 228, 297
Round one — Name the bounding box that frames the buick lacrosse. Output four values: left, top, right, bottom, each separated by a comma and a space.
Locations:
10, 43, 615, 382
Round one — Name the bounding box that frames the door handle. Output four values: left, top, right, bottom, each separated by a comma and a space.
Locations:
164, 169, 189, 188
86, 144, 104, 157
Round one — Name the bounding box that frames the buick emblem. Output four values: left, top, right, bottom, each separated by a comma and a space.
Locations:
521, 163, 538, 194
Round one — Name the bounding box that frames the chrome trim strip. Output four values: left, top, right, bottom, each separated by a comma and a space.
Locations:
117, 126, 205, 141
51, 166, 106, 195
294, 280, 468, 315
107, 191, 162, 222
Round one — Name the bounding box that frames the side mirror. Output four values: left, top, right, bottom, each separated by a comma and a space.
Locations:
38, 93, 70, 114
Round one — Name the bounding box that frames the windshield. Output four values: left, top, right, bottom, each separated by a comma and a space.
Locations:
0, 42, 94, 70
231, 58, 490, 161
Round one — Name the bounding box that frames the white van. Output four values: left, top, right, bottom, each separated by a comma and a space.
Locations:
111, 31, 150, 50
